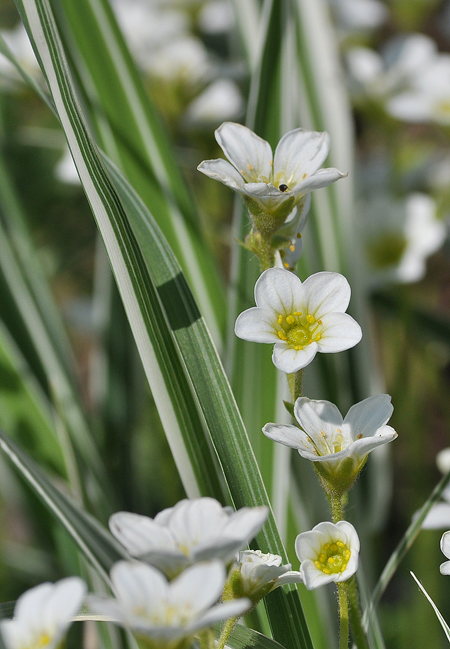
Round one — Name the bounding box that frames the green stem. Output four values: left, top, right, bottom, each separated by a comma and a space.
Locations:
337, 582, 349, 649
330, 494, 345, 523
216, 616, 238, 649
294, 369, 303, 401
347, 577, 369, 649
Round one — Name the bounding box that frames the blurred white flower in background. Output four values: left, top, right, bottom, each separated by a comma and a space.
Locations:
0, 578, 86, 649
346, 34, 437, 101
360, 193, 446, 284
422, 448, 450, 530
109, 497, 268, 577
328, 0, 388, 34
440, 531, 450, 575
295, 521, 360, 590
387, 54, 450, 125
199, 0, 235, 35
0, 22, 40, 88
89, 560, 250, 647
54, 146, 80, 185
185, 78, 244, 125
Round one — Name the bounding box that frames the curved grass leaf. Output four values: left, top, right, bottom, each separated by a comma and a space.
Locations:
0, 427, 126, 582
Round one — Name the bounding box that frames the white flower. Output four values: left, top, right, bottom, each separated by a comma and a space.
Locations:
197, 122, 346, 221
329, 0, 388, 33
234, 267, 362, 374
263, 394, 397, 490
109, 497, 268, 577
295, 521, 360, 590
0, 577, 86, 649
440, 531, 450, 575
361, 193, 445, 284
89, 560, 250, 648
232, 550, 303, 601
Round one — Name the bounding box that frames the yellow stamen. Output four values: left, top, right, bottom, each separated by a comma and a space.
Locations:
277, 314, 283, 324
247, 163, 254, 171
286, 315, 295, 325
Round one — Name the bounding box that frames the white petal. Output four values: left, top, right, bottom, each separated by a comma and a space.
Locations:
274, 129, 330, 186
440, 560, 450, 576
111, 561, 167, 614
317, 313, 362, 351
441, 531, 450, 560
302, 272, 351, 317
109, 512, 176, 556
291, 168, 347, 195
254, 267, 303, 314
197, 158, 246, 191
171, 561, 225, 615
234, 307, 279, 343
347, 425, 397, 459
300, 559, 335, 590
387, 93, 433, 122
215, 122, 273, 180
344, 394, 393, 438
263, 422, 307, 449
168, 498, 226, 550
223, 506, 269, 543
294, 397, 343, 438
274, 571, 304, 586
272, 342, 318, 373
194, 599, 251, 629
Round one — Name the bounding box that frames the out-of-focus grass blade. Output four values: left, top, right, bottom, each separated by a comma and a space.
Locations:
0, 321, 64, 472
0, 427, 127, 582
365, 469, 450, 624
14, 0, 225, 503
50, 0, 225, 346
410, 572, 450, 642
229, 0, 261, 72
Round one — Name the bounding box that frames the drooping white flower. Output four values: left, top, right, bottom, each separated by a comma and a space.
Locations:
198, 122, 346, 222
0, 577, 86, 649
360, 193, 445, 284
263, 394, 397, 491
227, 550, 303, 602
440, 531, 450, 575
88, 560, 250, 648
109, 497, 268, 577
234, 267, 362, 374
295, 521, 360, 590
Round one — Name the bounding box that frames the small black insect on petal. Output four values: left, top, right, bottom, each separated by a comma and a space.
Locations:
279, 184, 288, 192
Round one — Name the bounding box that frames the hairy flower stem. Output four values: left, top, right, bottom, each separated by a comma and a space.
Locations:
331, 494, 345, 522
347, 577, 369, 649
337, 582, 349, 649
216, 616, 239, 649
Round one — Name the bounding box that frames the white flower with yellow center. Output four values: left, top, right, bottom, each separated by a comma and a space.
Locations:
88, 560, 250, 649
0, 577, 86, 649
109, 497, 268, 577
234, 267, 362, 374
226, 550, 303, 602
197, 122, 346, 222
295, 521, 359, 590
263, 394, 397, 492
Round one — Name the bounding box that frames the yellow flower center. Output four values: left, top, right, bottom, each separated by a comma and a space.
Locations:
276, 313, 322, 350
314, 541, 351, 575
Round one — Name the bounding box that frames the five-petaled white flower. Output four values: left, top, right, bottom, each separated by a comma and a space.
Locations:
197, 122, 346, 222
229, 550, 303, 602
295, 521, 360, 590
440, 531, 450, 576
109, 497, 268, 577
0, 577, 86, 649
88, 560, 250, 649
263, 394, 397, 492
234, 267, 362, 374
